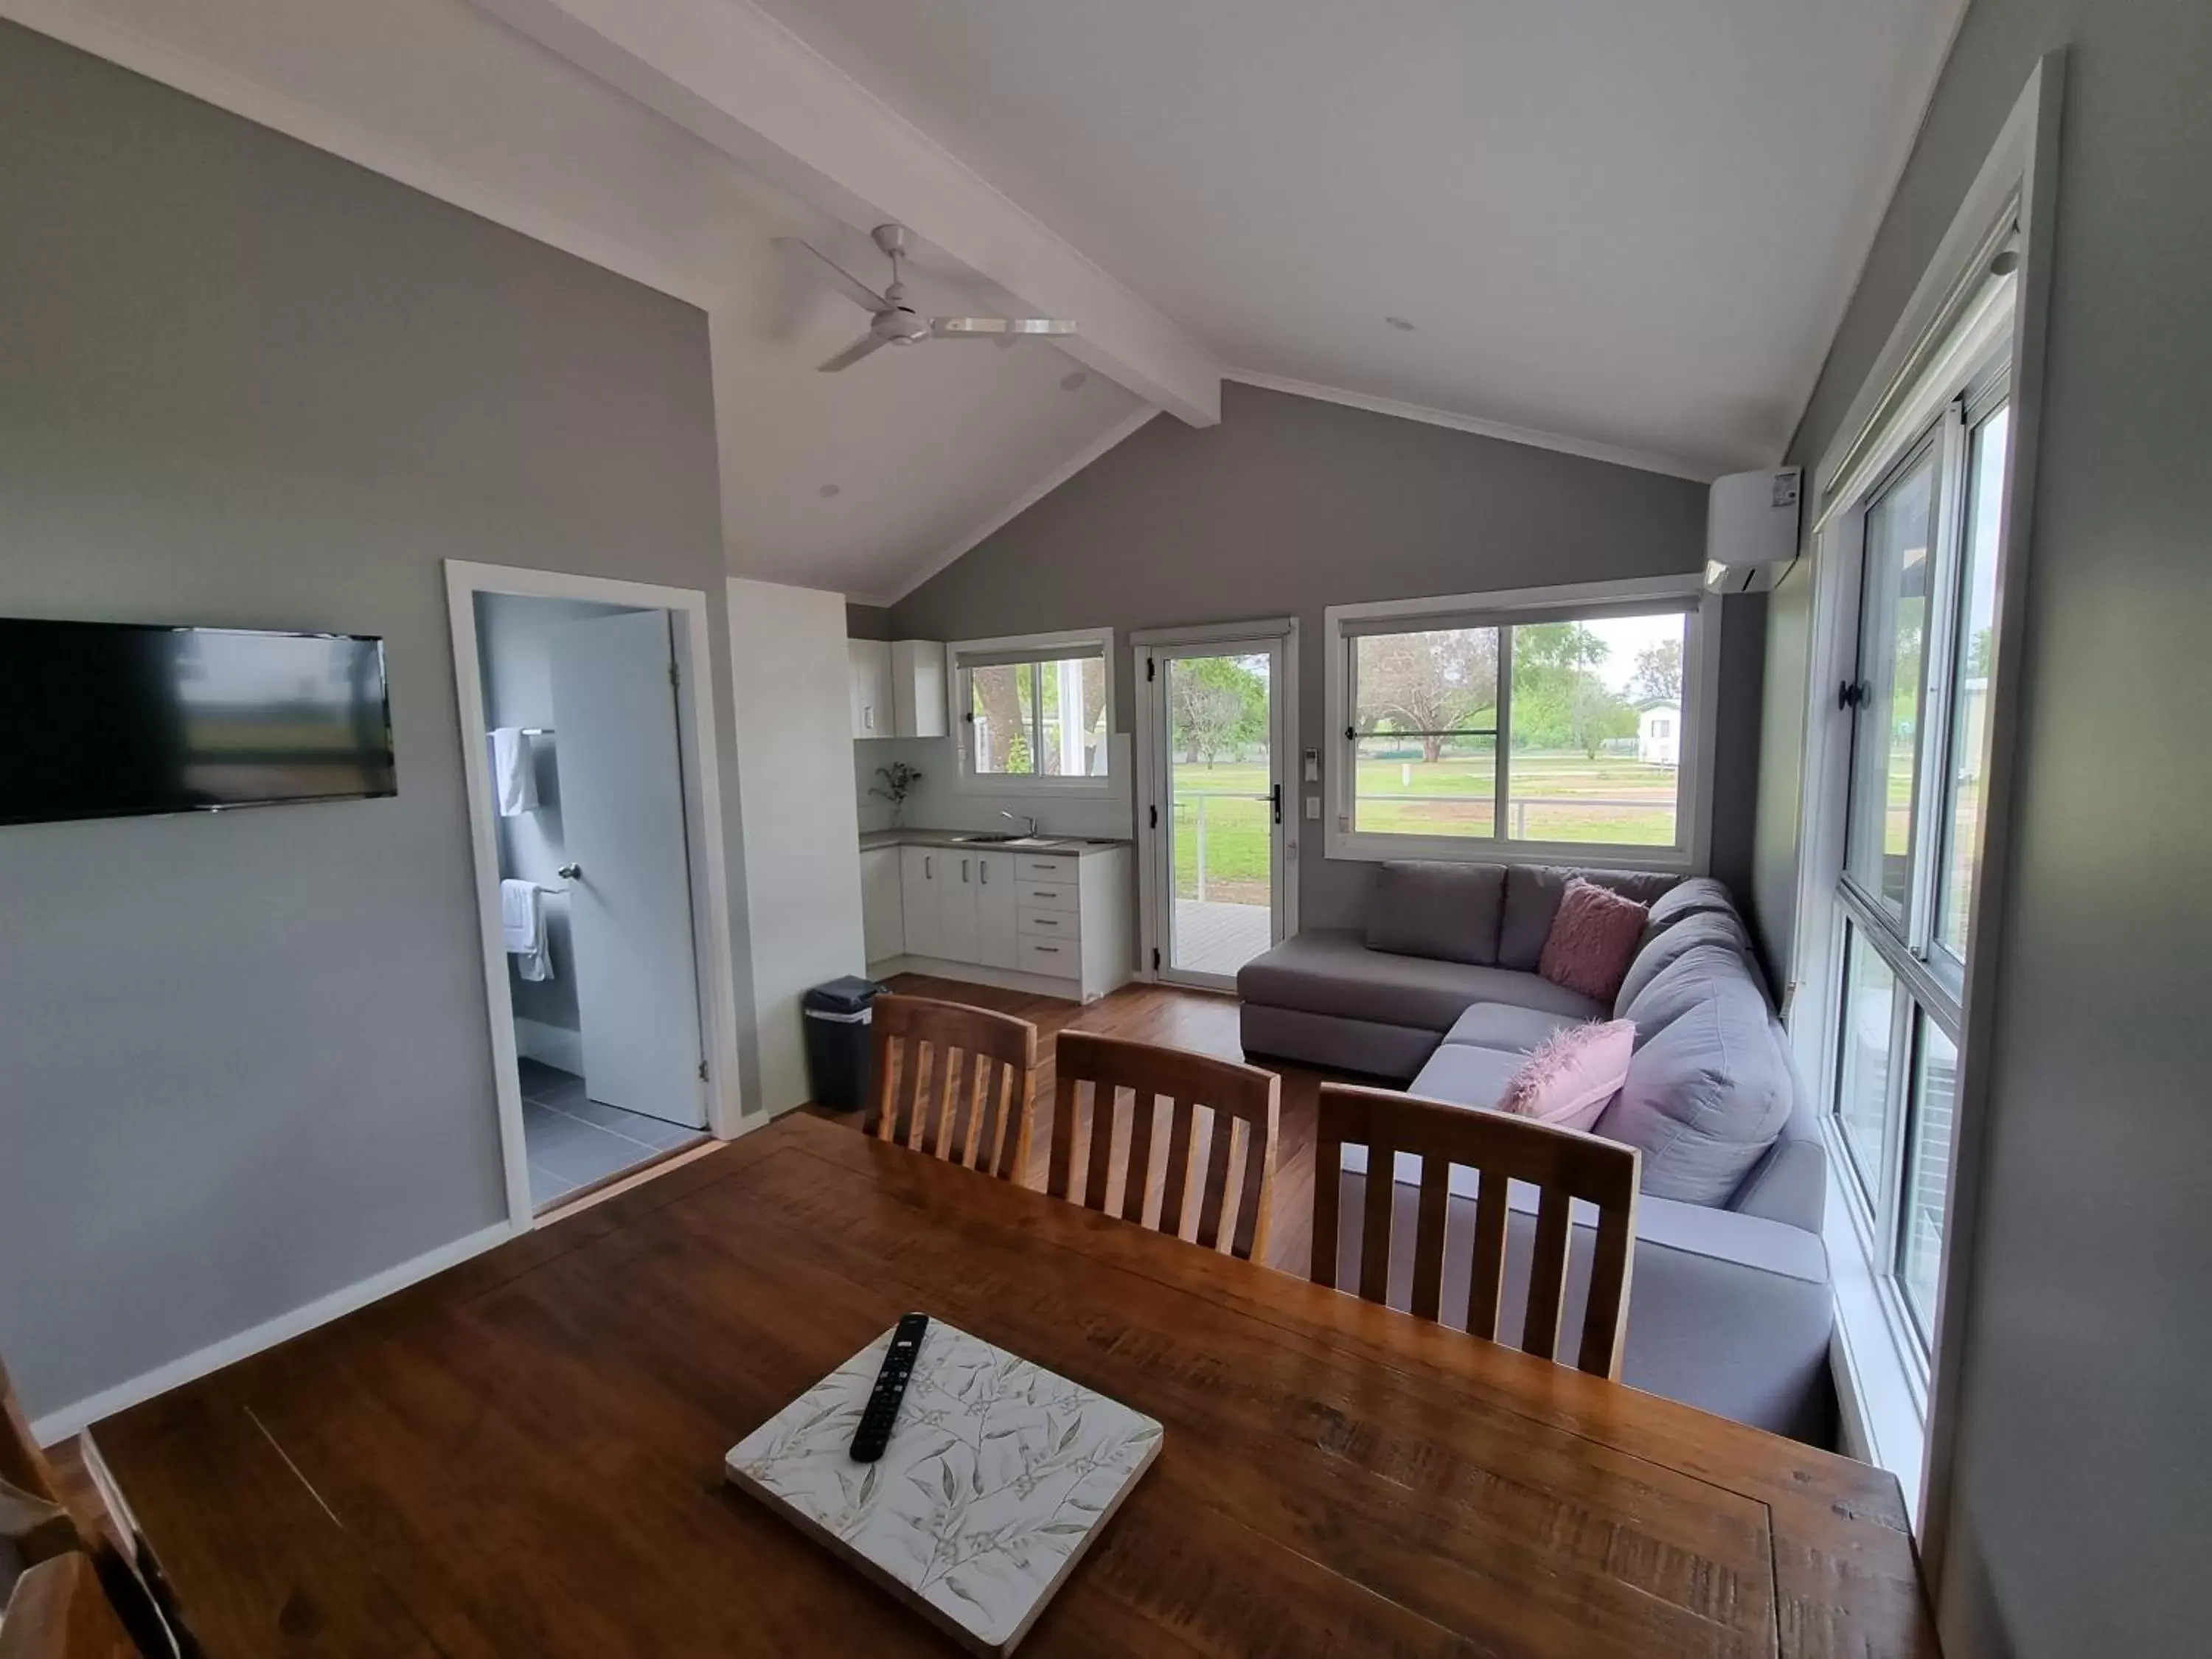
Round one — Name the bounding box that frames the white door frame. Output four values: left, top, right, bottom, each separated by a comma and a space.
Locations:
1133, 619, 1299, 990
445, 560, 748, 1232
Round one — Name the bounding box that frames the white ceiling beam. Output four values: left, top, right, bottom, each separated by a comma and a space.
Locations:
470, 0, 1220, 426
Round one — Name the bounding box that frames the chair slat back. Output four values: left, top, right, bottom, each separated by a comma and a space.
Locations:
1, 1360, 182, 1658
1310, 1085, 1640, 1378
0, 1553, 139, 1659
865, 996, 1037, 1180
1050, 1034, 1281, 1261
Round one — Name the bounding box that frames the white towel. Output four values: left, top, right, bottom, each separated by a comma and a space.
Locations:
491, 728, 538, 816
500, 877, 553, 982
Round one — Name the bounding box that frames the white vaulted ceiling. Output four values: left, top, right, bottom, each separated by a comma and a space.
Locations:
11, 0, 1963, 594
748, 0, 1962, 476
3, 0, 1144, 599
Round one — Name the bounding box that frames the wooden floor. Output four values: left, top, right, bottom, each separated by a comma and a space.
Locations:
813, 974, 1331, 1278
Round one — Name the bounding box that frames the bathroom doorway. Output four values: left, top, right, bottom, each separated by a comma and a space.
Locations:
446, 563, 744, 1225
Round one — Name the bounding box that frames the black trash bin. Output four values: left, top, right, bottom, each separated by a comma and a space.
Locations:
801, 975, 885, 1110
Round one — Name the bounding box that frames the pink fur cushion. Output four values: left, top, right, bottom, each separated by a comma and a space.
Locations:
1537, 877, 1651, 1002
1499, 1019, 1635, 1131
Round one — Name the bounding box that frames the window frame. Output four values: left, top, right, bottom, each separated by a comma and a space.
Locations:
1781, 52, 2062, 1551
946, 627, 1116, 796
1820, 361, 2010, 1402
1322, 574, 1719, 872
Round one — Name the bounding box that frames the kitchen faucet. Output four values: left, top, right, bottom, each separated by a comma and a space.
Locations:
1002, 810, 1040, 838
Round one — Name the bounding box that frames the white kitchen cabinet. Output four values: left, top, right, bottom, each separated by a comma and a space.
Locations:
860, 845, 904, 964
975, 850, 1019, 970
936, 849, 982, 963
848, 639, 894, 739
891, 640, 947, 738
849, 639, 947, 740
865, 837, 1133, 1001
900, 845, 944, 959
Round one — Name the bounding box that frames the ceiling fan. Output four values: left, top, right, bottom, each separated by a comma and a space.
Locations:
774, 223, 1077, 372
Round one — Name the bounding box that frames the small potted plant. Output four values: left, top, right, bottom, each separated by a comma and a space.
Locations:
869, 762, 923, 827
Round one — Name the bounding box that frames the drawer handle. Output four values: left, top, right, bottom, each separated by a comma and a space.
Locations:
1032, 945, 1060, 953
1032, 891, 1057, 899
1031, 917, 1060, 927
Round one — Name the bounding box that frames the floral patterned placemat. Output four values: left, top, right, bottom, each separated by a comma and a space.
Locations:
724, 1319, 1164, 1657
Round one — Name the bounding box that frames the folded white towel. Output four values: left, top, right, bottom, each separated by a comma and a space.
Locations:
491, 728, 538, 817
500, 877, 553, 982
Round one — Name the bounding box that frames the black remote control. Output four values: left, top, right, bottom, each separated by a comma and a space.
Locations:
849, 1313, 929, 1464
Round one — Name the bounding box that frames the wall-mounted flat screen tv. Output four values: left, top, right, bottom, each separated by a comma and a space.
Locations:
0, 618, 396, 825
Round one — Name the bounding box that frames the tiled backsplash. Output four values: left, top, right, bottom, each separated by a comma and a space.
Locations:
853, 734, 1136, 841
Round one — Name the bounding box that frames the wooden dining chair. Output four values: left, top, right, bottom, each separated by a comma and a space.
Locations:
1049, 1032, 1281, 1261
1310, 1085, 1641, 1378
865, 995, 1038, 1180
0, 1554, 139, 1659
1, 1360, 184, 1659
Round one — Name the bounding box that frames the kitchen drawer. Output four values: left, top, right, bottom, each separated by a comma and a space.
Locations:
1012, 855, 1076, 883
1018, 935, 1078, 978
1017, 908, 1079, 942
1015, 877, 1078, 914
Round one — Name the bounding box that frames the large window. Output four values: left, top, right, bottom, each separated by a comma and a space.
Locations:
1327, 581, 1707, 866
950, 631, 1113, 789
1826, 363, 2012, 1354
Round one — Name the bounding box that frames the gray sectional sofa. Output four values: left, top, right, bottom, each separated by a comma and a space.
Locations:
1238, 862, 1832, 1441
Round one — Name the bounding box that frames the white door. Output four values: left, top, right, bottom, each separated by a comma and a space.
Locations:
975, 850, 1019, 969
900, 846, 942, 958
938, 850, 981, 963
1136, 630, 1294, 991
548, 610, 706, 1128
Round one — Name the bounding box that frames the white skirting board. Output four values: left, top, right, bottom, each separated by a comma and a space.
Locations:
513, 1015, 585, 1077
30, 1220, 517, 1444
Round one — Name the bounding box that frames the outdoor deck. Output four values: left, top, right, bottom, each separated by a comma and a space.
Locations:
1170, 897, 1273, 978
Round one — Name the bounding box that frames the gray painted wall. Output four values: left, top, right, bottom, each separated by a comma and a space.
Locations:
845, 602, 894, 641
891, 383, 1762, 930
1750, 2, 2212, 1652
0, 23, 751, 1423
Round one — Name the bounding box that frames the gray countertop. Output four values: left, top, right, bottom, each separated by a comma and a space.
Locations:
858, 827, 1130, 857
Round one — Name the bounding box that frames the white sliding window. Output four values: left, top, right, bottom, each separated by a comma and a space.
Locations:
947, 630, 1114, 792
1325, 577, 1715, 870
1828, 367, 2012, 1349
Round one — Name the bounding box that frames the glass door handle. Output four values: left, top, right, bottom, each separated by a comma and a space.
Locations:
1271, 784, 1282, 824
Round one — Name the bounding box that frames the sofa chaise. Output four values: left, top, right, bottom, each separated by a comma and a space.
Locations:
1237, 861, 1832, 1441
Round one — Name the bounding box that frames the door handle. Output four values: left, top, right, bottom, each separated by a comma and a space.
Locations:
925, 855, 933, 879
961, 858, 971, 883
1271, 784, 1282, 825
980, 862, 989, 885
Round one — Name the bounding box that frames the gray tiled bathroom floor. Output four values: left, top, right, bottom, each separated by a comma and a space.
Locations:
518, 1057, 706, 1211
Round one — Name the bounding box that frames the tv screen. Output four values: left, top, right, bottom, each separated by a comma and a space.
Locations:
0, 619, 396, 825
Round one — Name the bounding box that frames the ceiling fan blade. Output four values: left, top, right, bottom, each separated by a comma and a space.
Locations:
816, 332, 891, 372
773, 237, 886, 313
929, 316, 1079, 339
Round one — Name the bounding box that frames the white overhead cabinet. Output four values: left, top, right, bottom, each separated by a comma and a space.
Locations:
848, 638, 947, 739
866, 840, 1133, 1001
848, 640, 893, 739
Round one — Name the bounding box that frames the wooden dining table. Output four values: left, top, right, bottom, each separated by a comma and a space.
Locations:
93, 1113, 1937, 1658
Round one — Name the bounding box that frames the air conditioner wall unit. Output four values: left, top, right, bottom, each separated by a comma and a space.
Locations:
1703, 467, 1803, 593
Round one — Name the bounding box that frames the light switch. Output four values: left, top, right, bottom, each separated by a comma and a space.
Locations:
1304, 794, 1321, 820
1302, 749, 1319, 784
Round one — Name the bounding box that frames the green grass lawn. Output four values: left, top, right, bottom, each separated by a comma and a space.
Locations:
1169, 754, 1681, 898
